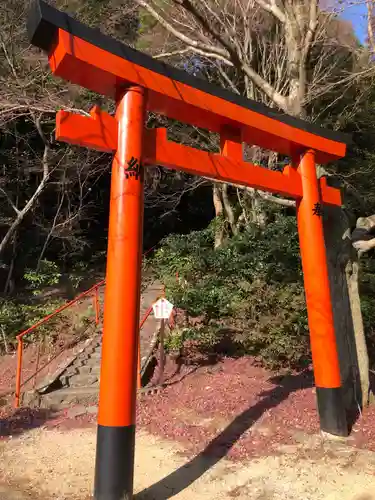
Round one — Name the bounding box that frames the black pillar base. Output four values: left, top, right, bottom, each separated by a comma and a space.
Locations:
94, 424, 136, 500
316, 387, 348, 437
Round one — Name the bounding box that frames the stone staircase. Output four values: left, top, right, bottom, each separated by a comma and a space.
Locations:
23, 281, 164, 409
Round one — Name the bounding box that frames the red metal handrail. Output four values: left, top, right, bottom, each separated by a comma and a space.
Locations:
17, 280, 106, 342
14, 246, 159, 408
14, 283, 158, 408
14, 279, 106, 408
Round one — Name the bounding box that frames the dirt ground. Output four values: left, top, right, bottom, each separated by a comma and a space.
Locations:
1, 425, 375, 500
3, 356, 375, 499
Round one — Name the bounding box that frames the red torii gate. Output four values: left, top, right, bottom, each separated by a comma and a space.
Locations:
28, 2, 350, 499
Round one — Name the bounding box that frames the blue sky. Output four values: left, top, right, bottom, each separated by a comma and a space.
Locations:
341, 3, 367, 44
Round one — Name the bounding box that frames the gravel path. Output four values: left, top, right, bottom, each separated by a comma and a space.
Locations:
1, 426, 375, 499
3, 353, 375, 499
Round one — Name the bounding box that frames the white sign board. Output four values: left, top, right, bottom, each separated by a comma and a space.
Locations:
152, 298, 174, 319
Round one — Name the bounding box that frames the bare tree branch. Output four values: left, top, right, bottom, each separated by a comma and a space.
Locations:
256, 190, 296, 207
154, 48, 191, 58
253, 0, 286, 23
135, 0, 287, 110
0, 188, 21, 216
135, 0, 229, 57
0, 171, 51, 257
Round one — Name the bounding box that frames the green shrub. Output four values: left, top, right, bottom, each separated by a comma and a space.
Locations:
24, 259, 62, 293
0, 298, 63, 349
0, 260, 64, 349
153, 215, 310, 368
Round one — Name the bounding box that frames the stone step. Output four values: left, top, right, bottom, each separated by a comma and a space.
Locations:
74, 354, 99, 367
74, 356, 97, 367
38, 386, 99, 409
78, 365, 101, 375
67, 373, 99, 387
87, 351, 102, 360
31, 280, 163, 409
34, 334, 100, 394
63, 366, 79, 376
87, 343, 101, 352
82, 358, 100, 368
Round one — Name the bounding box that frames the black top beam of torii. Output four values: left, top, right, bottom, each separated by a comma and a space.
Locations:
27, 0, 350, 165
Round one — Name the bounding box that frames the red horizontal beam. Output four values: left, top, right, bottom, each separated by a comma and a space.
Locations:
49, 28, 346, 164
144, 128, 302, 198
55, 109, 341, 206
56, 106, 117, 153
143, 129, 341, 206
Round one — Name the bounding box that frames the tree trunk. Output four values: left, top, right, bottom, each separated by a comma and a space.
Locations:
323, 200, 371, 411
346, 259, 370, 406
249, 192, 267, 228
222, 183, 238, 236
213, 183, 225, 249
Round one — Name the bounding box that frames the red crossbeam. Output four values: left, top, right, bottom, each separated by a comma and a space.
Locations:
56, 106, 117, 153
56, 109, 341, 206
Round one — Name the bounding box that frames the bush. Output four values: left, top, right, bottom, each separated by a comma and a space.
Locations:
153, 215, 310, 369
0, 299, 63, 348
0, 260, 64, 350
24, 259, 62, 294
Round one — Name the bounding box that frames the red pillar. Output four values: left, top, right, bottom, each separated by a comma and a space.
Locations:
94, 86, 146, 500
296, 150, 347, 436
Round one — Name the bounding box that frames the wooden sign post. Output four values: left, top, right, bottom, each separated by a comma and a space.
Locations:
152, 298, 174, 385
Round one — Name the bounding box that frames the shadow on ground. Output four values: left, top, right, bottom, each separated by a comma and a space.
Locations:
0, 407, 57, 438
135, 370, 314, 499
